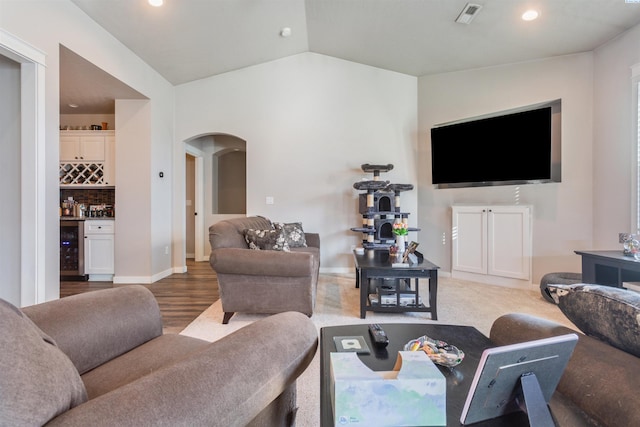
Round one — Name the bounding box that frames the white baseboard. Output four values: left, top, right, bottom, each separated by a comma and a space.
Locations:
87, 274, 113, 282
113, 268, 173, 284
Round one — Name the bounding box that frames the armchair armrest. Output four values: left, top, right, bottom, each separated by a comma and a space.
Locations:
305, 232, 320, 249
45, 312, 318, 427
23, 286, 162, 375
210, 248, 315, 277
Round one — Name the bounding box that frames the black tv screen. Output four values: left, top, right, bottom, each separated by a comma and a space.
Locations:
430, 100, 561, 188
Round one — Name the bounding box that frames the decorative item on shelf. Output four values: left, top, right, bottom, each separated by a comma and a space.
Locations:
620, 233, 640, 257
393, 222, 408, 255
402, 241, 420, 264
388, 243, 399, 263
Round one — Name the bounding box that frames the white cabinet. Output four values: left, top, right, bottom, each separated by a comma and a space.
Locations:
60, 134, 105, 161
84, 220, 114, 279
452, 205, 531, 285
60, 131, 115, 186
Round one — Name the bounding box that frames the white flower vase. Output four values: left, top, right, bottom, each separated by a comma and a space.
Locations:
395, 235, 406, 256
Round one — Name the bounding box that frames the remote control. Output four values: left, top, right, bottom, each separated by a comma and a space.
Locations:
368, 324, 389, 347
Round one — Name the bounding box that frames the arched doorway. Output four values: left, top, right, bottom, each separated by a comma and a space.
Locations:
184, 133, 246, 262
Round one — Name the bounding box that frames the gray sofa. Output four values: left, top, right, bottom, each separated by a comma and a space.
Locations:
490, 313, 640, 426
0, 286, 318, 426
209, 216, 320, 324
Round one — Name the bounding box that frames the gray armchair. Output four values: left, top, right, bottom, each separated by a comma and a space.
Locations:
209, 216, 320, 324
0, 285, 318, 426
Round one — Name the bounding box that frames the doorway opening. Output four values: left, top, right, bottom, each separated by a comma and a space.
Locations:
185, 134, 246, 262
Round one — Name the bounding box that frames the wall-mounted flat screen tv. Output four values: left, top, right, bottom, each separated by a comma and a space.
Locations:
430, 99, 561, 189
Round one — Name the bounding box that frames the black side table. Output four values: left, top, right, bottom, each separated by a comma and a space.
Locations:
354, 249, 439, 319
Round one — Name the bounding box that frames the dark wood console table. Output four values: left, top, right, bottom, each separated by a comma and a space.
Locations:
575, 250, 640, 287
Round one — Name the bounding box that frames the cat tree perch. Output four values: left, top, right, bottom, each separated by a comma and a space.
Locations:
351, 163, 419, 249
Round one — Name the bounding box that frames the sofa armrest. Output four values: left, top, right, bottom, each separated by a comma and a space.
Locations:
23, 286, 162, 375
490, 313, 640, 427
305, 232, 320, 249
45, 312, 318, 427
210, 247, 315, 276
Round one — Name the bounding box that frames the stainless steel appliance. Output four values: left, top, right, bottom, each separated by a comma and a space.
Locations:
60, 220, 85, 277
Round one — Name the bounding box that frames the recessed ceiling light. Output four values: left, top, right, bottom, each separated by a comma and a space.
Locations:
149, 0, 163, 7
68, 103, 79, 108
522, 9, 540, 21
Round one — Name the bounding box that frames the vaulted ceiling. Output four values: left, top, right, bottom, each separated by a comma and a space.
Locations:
62, 0, 640, 113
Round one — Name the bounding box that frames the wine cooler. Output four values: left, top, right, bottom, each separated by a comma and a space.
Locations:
60, 220, 85, 276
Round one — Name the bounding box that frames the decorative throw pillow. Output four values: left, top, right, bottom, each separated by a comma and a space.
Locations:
0, 299, 88, 425
548, 283, 640, 357
243, 228, 290, 251
273, 222, 307, 248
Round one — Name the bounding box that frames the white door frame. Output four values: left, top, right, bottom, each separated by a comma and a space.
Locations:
0, 29, 47, 305
185, 145, 205, 261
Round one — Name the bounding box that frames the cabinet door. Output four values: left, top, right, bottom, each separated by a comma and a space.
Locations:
487, 206, 531, 280
60, 136, 80, 161
85, 234, 114, 274
452, 206, 487, 274
79, 136, 105, 161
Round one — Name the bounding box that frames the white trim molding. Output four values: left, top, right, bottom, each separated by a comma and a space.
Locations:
0, 29, 47, 306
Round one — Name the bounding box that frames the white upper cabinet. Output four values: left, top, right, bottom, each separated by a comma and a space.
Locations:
60, 134, 105, 161
59, 131, 115, 186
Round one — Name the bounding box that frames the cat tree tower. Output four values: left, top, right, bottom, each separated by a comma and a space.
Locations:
351, 163, 419, 249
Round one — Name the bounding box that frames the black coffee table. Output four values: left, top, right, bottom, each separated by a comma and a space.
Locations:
320, 323, 529, 426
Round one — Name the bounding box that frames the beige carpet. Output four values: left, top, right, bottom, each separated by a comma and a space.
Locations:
180, 273, 577, 426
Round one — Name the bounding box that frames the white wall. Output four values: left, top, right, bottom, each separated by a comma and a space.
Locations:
175, 53, 418, 271
0, 0, 175, 297
592, 25, 640, 246
418, 53, 595, 283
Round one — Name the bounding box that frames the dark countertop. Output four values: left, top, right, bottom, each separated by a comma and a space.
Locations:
60, 216, 115, 221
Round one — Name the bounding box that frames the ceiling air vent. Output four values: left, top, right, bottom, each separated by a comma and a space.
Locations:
455, 3, 483, 24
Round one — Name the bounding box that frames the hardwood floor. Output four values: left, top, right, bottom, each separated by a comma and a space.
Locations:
60, 259, 219, 334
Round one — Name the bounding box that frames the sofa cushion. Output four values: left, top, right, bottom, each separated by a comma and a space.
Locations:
548, 283, 640, 357
243, 228, 290, 251
273, 222, 308, 248
0, 298, 87, 425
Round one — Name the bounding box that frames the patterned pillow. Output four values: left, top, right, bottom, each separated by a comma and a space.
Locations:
273, 222, 307, 248
243, 228, 290, 251
548, 283, 640, 357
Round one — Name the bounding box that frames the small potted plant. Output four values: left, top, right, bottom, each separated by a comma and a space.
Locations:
392, 222, 408, 254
